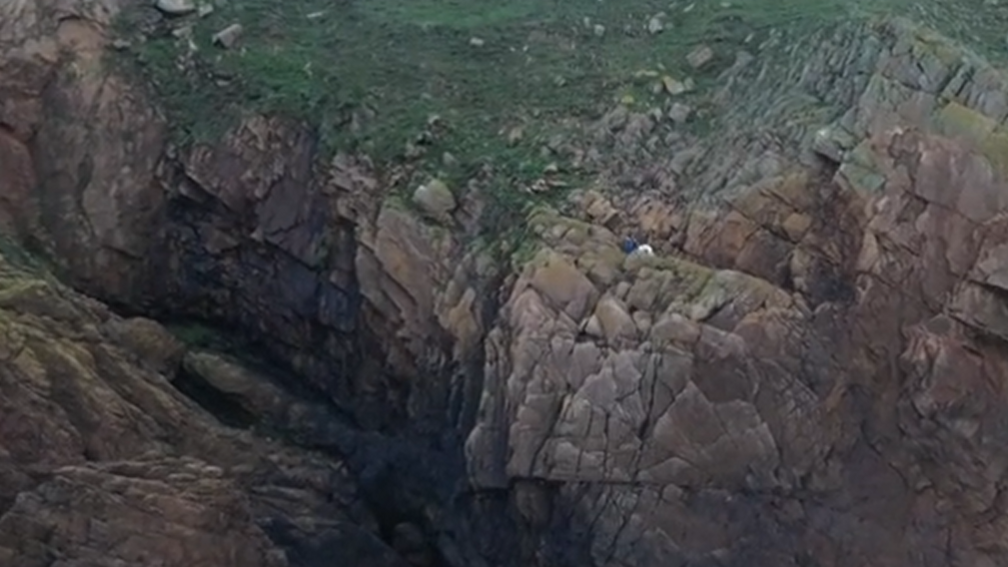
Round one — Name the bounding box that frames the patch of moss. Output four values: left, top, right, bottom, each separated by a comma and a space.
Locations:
0, 236, 51, 278
166, 321, 233, 351
109, 0, 1008, 258
933, 101, 996, 141
980, 127, 1008, 179
112, 0, 862, 164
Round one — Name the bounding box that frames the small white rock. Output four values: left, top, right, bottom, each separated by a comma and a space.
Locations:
668, 103, 693, 123
212, 23, 243, 48
469, 37, 485, 47
155, 0, 197, 16
593, 24, 606, 37
647, 15, 664, 34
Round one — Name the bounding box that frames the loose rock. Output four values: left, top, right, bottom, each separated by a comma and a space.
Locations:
212, 23, 243, 49
662, 75, 688, 95
412, 179, 456, 222
687, 44, 714, 69
647, 15, 665, 34
668, 102, 693, 123
155, 0, 197, 15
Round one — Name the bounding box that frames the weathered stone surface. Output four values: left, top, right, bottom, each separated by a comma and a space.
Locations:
412, 178, 457, 222
12, 3, 1008, 567
156, 0, 197, 16
462, 18, 1008, 565
0, 244, 406, 567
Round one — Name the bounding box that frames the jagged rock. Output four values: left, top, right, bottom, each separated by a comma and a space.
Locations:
686, 44, 714, 69
412, 178, 456, 222
212, 23, 243, 48
660, 75, 685, 95
13, 2, 1008, 567
0, 244, 404, 566
668, 102, 693, 123
647, 14, 664, 34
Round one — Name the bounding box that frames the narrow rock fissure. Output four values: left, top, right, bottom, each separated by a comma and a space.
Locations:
171, 361, 260, 429
146, 301, 508, 567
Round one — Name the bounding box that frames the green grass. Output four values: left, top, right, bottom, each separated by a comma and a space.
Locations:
114, 0, 1008, 155
111, 0, 1008, 254
114, 0, 853, 154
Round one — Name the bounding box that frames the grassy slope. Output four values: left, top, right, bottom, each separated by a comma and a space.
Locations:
113, 0, 1008, 237
116, 0, 856, 155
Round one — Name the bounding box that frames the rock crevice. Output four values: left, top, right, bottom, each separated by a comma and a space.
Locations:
8, 3, 1008, 567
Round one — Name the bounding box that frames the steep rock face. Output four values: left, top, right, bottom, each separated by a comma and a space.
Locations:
463, 21, 1008, 567
0, 249, 410, 566
0, 0, 167, 297
0, 0, 486, 431
7, 2, 1008, 567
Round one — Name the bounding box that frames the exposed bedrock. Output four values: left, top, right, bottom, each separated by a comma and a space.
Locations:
5, 2, 1008, 566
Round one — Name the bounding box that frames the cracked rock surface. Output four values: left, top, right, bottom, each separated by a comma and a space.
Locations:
7, 2, 1008, 567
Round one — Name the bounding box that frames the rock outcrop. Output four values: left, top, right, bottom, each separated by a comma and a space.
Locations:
462, 19, 1008, 566
8, 2, 1008, 567
0, 246, 410, 566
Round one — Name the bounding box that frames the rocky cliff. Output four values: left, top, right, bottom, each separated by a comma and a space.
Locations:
5, 1, 1008, 566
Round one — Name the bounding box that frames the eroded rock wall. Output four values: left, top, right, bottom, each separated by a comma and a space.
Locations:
8, 2, 1008, 567
463, 19, 1008, 566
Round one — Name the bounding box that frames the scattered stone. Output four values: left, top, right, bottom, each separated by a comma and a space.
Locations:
412, 179, 456, 222
811, 126, 854, 163
661, 75, 688, 95
506, 126, 524, 146
527, 180, 545, 193
198, 3, 214, 17
593, 24, 606, 37
546, 134, 566, 153
469, 37, 485, 47
442, 152, 458, 167
647, 14, 665, 35
404, 141, 424, 159
154, 0, 197, 16
668, 102, 693, 123
111, 39, 131, 50
306, 11, 325, 19
543, 162, 560, 175
171, 25, 193, 39
620, 94, 636, 106
212, 23, 243, 48
687, 44, 715, 69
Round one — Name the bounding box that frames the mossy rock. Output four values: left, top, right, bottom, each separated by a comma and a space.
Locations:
980, 127, 1008, 179
933, 101, 996, 142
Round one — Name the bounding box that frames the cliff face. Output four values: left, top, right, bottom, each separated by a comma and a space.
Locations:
5, 1, 1008, 566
